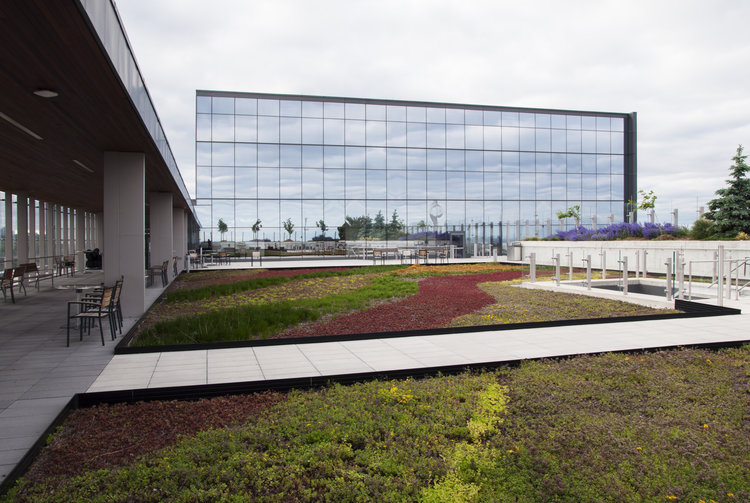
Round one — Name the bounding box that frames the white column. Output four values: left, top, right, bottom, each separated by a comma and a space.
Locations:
29, 197, 36, 260
46, 203, 55, 271
54, 205, 61, 260
104, 152, 146, 317
62, 206, 69, 256
94, 212, 103, 251
149, 192, 173, 279
38, 201, 46, 266
4, 193, 12, 266
76, 209, 85, 273
17, 192, 28, 264
173, 208, 187, 273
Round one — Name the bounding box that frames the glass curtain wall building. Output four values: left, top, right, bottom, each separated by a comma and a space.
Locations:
195, 91, 636, 249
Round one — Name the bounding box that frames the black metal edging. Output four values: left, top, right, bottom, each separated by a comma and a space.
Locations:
4, 334, 749, 497
114, 299, 741, 355
0, 395, 79, 496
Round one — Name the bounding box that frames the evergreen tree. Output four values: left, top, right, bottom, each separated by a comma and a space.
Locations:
705, 145, 750, 236
373, 210, 386, 240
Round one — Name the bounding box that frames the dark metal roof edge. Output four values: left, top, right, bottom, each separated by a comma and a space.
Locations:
196, 89, 634, 118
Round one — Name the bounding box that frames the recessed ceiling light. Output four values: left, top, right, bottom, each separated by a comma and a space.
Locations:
33, 89, 58, 98
73, 159, 94, 173
0, 111, 43, 140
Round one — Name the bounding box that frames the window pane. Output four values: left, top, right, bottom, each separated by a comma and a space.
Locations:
197, 114, 211, 141
551, 153, 566, 173
426, 107, 445, 123
597, 155, 610, 174
582, 154, 596, 173
502, 172, 519, 199
346, 170, 365, 198
407, 170, 426, 198
280, 145, 301, 167
466, 151, 483, 171
426, 124, 446, 148
366, 104, 386, 120
235, 98, 256, 115
345, 120, 366, 145
520, 173, 535, 199
280, 168, 302, 198
388, 148, 408, 170
484, 151, 502, 172
484, 126, 502, 149
258, 168, 279, 198
324, 119, 345, 144
322, 146, 343, 169
280, 100, 301, 117
407, 122, 426, 147
551, 129, 566, 152
367, 147, 386, 169
427, 149, 446, 170
483, 110, 501, 126
235, 144, 257, 166
550, 115, 566, 129
366, 121, 386, 146
387, 122, 407, 147
196, 167, 211, 198
258, 144, 279, 167
197, 142, 211, 165
212, 143, 233, 166
346, 147, 366, 169
447, 171, 465, 199
582, 130, 596, 153
302, 101, 323, 118
302, 118, 323, 144
197, 96, 211, 114
324, 102, 345, 118
427, 171, 446, 199
597, 175, 611, 200
387, 105, 406, 121
519, 128, 535, 151
280, 117, 301, 143
258, 99, 279, 116
567, 154, 582, 173
303, 146, 324, 168
324, 169, 345, 198
235, 200, 257, 228
501, 127, 519, 150
465, 109, 483, 125
502, 151, 519, 171
405, 149, 423, 170
367, 170, 386, 198
407, 106, 426, 122
446, 108, 464, 124
258, 116, 279, 143
611, 155, 624, 175
596, 117, 611, 131
235, 168, 257, 198
446, 150, 464, 171
446, 125, 465, 149
212, 115, 234, 141
465, 125, 483, 149
519, 152, 535, 172
258, 200, 279, 229
387, 170, 406, 199
484, 172, 502, 199
581, 116, 596, 130
535, 129, 550, 152
536, 172, 551, 199
596, 131, 610, 153
536, 153, 551, 172
610, 132, 624, 154
212, 97, 234, 114
345, 103, 366, 119
567, 174, 582, 200
235, 115, 257, 142
466, 172, 484, 200
611, 175, 624, 200
566, 130, 581, 153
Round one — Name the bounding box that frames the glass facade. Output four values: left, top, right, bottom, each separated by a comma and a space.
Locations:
195, 91, 635, 245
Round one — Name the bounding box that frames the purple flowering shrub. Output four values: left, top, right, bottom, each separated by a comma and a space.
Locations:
551, 222, 678, 241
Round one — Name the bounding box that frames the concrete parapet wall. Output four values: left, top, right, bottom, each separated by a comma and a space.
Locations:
519, 240, 750, 279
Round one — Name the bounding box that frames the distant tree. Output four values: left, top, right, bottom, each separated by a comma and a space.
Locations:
217, 218, 228, 241
556, 205, 581, 230
282, 218, 295, 240
373, 210, 386, 240
387, 209, 404, 239
637, 189, 657, 211
316, 219, 328, 237
251, 219, 262, 245
705, 145, 750, 236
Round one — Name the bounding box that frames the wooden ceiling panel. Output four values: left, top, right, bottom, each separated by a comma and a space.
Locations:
0, 2, 189, 212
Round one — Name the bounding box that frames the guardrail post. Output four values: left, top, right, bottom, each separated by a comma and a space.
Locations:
554, 253, 561, 286
600, 250, 606, 280
717, 245, 724, 306
622, 256, 628, 295
568, 250, 573, 281
665, 257, 673, 301
529, 252, 536, 283
584, 254, 592, 290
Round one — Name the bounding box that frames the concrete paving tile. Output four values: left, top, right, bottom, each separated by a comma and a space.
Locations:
0, 436, 37, 451
0, 397, 71, 418
0, 450, 27, 467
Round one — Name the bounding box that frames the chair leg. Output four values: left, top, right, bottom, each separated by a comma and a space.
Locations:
98, 315, 105, 345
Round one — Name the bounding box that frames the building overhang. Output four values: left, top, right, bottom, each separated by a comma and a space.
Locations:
0, 1, 196, 220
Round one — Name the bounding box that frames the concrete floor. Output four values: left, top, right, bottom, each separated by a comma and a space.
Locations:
1, 257, 747, 487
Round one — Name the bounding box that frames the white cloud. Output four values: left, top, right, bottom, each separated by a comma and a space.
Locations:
116, 0, 750, 225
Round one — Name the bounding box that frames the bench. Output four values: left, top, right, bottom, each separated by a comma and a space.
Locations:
19, 262, 55, 290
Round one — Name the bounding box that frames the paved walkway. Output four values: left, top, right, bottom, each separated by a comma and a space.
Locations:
1, 256, 748, 488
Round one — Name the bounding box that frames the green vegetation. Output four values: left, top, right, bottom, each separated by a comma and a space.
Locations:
705, 144, 750, 238
134, 274, 418, 346
8, 346, 749, 502
165, 265, 406, 303
449, 283, 678, 327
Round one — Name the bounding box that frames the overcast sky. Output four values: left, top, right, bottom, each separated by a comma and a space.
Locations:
115, 0, 750, 226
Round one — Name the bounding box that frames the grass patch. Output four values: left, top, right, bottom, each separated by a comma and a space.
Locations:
133, 274, 418, 346
166, 265, 406, 302
8, 346, 749, 501
449, 282, 679, 327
